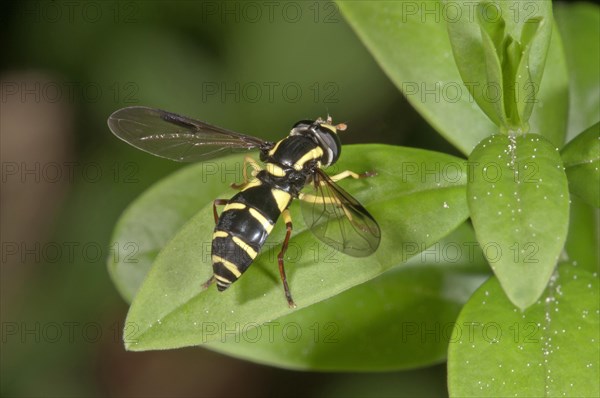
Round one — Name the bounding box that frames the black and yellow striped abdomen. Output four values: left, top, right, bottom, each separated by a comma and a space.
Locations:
211, 181, 292, 290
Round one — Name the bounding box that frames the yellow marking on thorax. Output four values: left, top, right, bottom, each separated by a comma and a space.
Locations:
293, 147, 323, 170
268, 139, 284, 156
213, 231, 229, 239
223, 202, 246, 212
240, 179, 262, 191
248, 208, 274, 233
271, 189, 292, 212
232, 236, 258, 259
212, 255, 242, 277
265, 162, 286, 177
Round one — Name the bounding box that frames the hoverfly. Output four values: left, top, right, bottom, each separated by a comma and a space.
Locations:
108, 106, 381, 307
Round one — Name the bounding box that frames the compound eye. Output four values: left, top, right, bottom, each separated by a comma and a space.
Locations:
315, 128, 341, 165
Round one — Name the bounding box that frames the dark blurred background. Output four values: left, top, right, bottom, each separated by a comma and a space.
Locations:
1, 1, 453, 396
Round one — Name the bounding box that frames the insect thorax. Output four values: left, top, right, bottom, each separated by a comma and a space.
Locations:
259, 135, 325, 196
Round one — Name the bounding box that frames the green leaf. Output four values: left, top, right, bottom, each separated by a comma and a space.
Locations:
512, 16, 543, 128
561, 122, 600, 208
555, 3, 600, 142
203, 222, 491, 371
526, 20, 569, 147
338, 1, 497, 155
446, 1, 559, 136
338, 1, 566, 154
448, 263, 599, 397
476, 3, 508, 127
120, 144, 471, 351
566, 196, 600, 274
467, 134, 570, 309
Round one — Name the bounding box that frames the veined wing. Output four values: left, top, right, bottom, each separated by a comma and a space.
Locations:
300, 169, 381, 257
107, 106, 269, 162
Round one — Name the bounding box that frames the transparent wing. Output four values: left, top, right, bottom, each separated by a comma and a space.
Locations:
300, 169, 381, 257
107, 106, 269, 162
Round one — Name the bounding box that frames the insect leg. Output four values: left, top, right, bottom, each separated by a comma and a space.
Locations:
202, 276, 215, 289
213, 199, 229, 224
329, 170, 377, 182
277, 208, 296, 308
298, 169, 375, 205
231, 155, 262, 190
297, 192, 353, 220
298, 193, 340, 205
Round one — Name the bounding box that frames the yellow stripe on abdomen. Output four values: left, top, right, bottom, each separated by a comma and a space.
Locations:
232, 236, 258, 259
248, 208, 274, 233
223, 202, 246, 212
213, 231, 229, 239
212, 255, 242, 278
